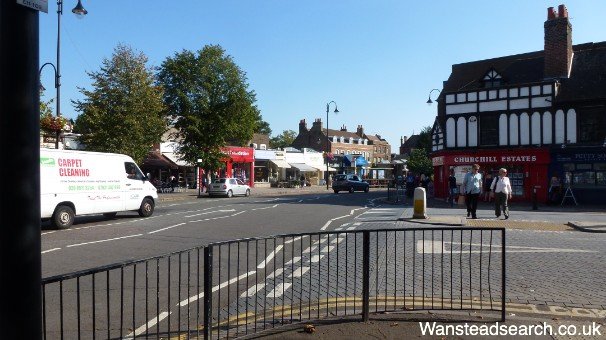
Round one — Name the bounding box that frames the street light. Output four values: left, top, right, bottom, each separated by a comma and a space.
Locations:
426, 88, 441, 105
325, 101, 339, 190
40, 0, 88, 149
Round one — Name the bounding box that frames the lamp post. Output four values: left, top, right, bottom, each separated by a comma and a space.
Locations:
325, 101, 339, 189
40, 0, 88, 149
426, 88, 441, 105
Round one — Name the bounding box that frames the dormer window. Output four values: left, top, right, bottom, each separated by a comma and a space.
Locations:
340, 136, 345, 143
483, 68, 502, 88
332, 136, 337, 143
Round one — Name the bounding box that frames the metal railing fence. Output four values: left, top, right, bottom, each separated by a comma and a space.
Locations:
42, 227, 505, 339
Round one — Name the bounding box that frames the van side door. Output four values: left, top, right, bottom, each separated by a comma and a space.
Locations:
124, 162, 146, 210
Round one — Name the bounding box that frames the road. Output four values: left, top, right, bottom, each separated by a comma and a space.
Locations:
40, 190, 606, 339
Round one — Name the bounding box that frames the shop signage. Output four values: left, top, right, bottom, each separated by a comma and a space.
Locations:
555, 152, 606, 162
221, 147, 254, 162
432, 156, 444, 166
453, 155, 538, 163
17, 0, 48, 13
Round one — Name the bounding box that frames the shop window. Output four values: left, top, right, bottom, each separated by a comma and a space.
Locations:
576, 163, 592, 170
479, 114, 499, 146
573, 171, 595, 187
597, 171, 606, 186
579, 108, 606, 143
562, 163, 575, 171
595, 163, 606, 171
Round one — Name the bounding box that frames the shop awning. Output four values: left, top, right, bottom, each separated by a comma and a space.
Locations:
289, 163, 318, 172
270, 159, 291, 168
343, 155, 369, 167
163, 152, 191, 167
313, 165, 338, 172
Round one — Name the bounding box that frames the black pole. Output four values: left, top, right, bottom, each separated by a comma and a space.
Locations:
55, 0, 62, 149
362, 231, 370, 322
532, 186, 538, 210
0, 2, 42, 339
326, 104, 329, 190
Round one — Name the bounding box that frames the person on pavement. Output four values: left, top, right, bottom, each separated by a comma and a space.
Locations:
447, 168, 458, 207
491, 168, 513, 219
463, 164, 482, 219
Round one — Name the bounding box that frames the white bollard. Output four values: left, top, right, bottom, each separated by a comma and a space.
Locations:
413, 187, 428, 219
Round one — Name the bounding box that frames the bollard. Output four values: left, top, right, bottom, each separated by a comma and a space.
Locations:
532, 186, 538, 210
412, 187, 428, 219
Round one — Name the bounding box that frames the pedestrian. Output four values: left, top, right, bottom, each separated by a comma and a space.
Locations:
490, 168, 512, 219
482, 173, 493, 202
462, 164, 482, 219
447, 168, 458, 207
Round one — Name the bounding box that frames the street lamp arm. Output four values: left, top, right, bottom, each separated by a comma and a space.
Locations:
39, 62, 59, 88
325, 100, 339, 189
427, 88, 441, 104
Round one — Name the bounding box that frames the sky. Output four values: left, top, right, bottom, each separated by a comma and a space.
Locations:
39, 0, 606, 149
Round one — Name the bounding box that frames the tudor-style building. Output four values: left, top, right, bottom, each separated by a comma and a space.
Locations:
431, 5, 606, 204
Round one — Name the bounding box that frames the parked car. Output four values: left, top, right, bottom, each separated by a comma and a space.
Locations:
332, 174, 370, 194
208, 178, 251, 197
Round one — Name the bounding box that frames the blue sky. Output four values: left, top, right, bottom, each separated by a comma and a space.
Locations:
39, 1, 606, 149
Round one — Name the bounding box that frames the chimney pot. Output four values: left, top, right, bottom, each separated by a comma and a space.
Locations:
558, 4, 568, 18
547, 7, 556, 19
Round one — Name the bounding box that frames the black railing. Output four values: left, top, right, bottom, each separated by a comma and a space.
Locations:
42, 227, 505, 339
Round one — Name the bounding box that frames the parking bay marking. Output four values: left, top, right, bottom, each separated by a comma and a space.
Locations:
416, 240, 598, 254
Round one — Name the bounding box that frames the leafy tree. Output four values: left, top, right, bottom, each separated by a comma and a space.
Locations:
407, 148, 433, 177
256, 118, 272, 135
73, 44, 166, 164
157, 44, 259, 170
270, 130, 297, 149
417, 125, 433, 155
39, 93, 53, 117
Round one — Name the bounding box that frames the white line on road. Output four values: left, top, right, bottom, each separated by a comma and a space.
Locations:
66, 234, 143, 248
417, 240, 598, 254
251, 204, 280, 211
257, 245, 284, 269
240, 283, 266, 298
184, 209, 235, 218
266, 283, 292, 299
290, 266, 310, 278
41, 248, 61, 254
266, 267, 284, 279
284, 235, 306, 244
148, 223, 187, 234
320, 207, 367, 230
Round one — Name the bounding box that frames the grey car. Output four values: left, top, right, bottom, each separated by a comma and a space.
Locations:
208, 178, 251, 197
332, 174, 370, 193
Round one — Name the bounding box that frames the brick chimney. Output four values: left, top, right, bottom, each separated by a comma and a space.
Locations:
298, 119, 308, 134
544, 4, 572, 79
402, 136, 408, 145
311, 118, 323, 131
340, 124, 347, 132
356, 125, 364, 137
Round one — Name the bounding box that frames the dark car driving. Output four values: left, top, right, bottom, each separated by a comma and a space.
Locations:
332, 174, 370, 193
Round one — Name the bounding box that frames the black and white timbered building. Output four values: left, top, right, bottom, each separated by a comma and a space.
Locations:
431, 4, 606, 203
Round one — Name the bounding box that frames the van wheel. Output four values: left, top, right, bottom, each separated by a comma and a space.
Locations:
245, 189, 251, 197
349, 186, 355, 193
138, 198, 155, 217
227, 190, 233, 198
52, 205, 75, 230
103, 212, 117, 218
364, 186, 369, 193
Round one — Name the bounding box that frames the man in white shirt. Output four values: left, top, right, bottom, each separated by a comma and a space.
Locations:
463, 164, 482, 219
491, 168, 512, 219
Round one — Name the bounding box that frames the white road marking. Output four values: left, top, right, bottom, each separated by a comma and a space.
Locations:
66, 234, 143, 248
347, 226, 357, 230
127, 271, 255, 339
284, 235, 306, 244
417, 240, 598, 254
320, 207, 367, 230
266, 268, 284, 279
41, 248, 61, 254
266, 283, 292, 299
148, 223, 187, 234
290, 266, 310, 278
320, 245, 334, 253
251, 204, 279, 211
41, 231, 55, 235
285, 256, 302, 265
240, 283, 266, 298
311, 255, 324, 263
257, 245, 284, 269
184, 209, 235, 217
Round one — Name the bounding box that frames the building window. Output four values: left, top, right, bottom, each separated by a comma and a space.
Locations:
483, 68, 502, 88
252, 143, 258, 149
579, 108, 606, 143
480, 114, 499, 146
260, 144, 267, 150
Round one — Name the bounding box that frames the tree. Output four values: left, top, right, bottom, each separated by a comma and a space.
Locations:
39, 93, 53, 117
157, 44, 260, 170
417, 125, 433, 155
407, 148, 433, 176
256, 118, 272, 136
270, 130, 297, 149
73, 44, 166, 164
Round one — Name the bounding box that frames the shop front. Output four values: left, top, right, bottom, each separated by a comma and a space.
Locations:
432, 148, 551, 203
550, 147, 606, 204
220, 146, 255, 187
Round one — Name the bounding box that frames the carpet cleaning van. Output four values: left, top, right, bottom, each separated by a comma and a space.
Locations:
40, 148, 158, 229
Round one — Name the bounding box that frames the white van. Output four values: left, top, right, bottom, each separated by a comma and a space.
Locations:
40, 148, 159, 229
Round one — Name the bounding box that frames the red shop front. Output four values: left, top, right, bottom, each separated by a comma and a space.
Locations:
432, 148, 551, 203
220, 146, 255, 187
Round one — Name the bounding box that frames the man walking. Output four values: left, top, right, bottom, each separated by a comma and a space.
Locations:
463, 164, 482, 219
491, 168, 512, 219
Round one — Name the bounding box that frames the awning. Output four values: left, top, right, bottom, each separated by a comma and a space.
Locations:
163, 152, 191, 167
270, 159, 291, 168
289, 163, 318, 172
313, 166, 338, 172
343, 155, 369, 167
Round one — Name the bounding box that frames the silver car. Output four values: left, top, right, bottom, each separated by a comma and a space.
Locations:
208, 178, 251, 198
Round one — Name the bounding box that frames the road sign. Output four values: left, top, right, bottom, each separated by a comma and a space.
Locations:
16, 0, 48, 13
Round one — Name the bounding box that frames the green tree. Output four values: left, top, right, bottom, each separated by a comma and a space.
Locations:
157, 44, 259, 170
407, 148, 433, 176
416, 125, 433, 155
73, 44, 166, 164
270, 129, 297, 149
39, 93, 53, 117
256, 118, 272, 135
